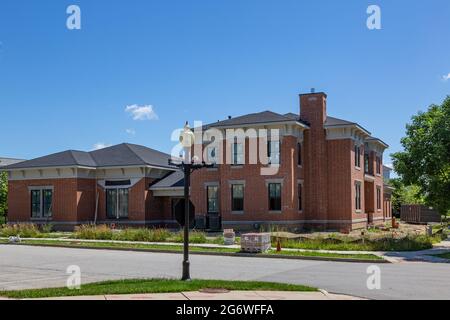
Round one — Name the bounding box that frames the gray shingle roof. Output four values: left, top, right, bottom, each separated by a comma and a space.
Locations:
3, 143, 176, 170
150, 170, 184, 189
204, 111, 309, 130
3, 150, 96, 170
366, 136, 389, 148
0, 158, 25, 167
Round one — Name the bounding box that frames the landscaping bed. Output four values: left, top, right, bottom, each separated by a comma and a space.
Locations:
0, 238, 384, 261
0, 279, 317, 299
1, 222, 446, 253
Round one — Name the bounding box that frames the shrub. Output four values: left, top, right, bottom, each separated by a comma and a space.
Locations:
40, 224, 54, 234
113, 228, 170, 242
74, 225, 114, 240
275, 233, 436, 252
0, 224, 41, 238
171, 230, 207, 244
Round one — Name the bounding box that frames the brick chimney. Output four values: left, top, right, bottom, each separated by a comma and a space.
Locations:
299, 90, 328, 228
299, 91, 327, 126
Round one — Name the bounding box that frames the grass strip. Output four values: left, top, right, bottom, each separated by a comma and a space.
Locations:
0, 278, 317, 299
0, 239, 383, 261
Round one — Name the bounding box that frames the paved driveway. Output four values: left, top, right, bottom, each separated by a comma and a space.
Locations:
1, 245, 449, 300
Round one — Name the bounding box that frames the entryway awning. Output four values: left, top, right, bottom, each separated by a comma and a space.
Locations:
149, 170, 185, 197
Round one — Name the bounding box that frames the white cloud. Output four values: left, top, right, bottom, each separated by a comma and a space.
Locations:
92, 142, 111, 150
125, 104, 158, 121
442, 73, 450, 81
126, 128, 136, 135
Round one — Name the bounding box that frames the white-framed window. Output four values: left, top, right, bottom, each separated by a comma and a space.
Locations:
268, 183, 282, 211
268, 140, 280, 165
377, 186, 382, 210
232, 142, 244, 165
354, 144, 361, 168
298, 183, 303, 212
207, 185, 219, 213
355, 181, 362, 211
297, 142, 302, 166
207, 146, 218, 164
31, 188, 53, 219
106, 188, 129, 219
231, 184, 244, 212
376, 156, 382, 175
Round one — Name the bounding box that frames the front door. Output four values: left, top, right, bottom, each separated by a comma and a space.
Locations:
206, 185, 221, 230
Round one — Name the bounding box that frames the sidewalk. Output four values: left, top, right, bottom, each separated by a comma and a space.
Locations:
383, 237, 450, 263
22, 290, 364, 301
3, 236, 449, 263
0, 236, 385, 255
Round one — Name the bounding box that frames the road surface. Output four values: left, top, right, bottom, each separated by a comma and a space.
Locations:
1, 244, 449, 300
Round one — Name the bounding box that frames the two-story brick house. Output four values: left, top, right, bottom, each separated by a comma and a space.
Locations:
188, 92, 389, 232
2, 91, 390, 232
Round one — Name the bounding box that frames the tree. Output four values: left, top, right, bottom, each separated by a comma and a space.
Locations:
0, 172, 7, 224
392, 96, 450, 215
389, 178, 425, 213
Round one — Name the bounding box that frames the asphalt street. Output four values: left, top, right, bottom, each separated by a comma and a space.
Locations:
1, 244, 449, 300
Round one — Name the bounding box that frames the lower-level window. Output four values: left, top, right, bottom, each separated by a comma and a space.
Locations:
231, 184, 244, 212
377, 186, 382, 210
31, 189, 53, 219
298, 184, 303, 211
106, 188, 129, 219
268, 183, 282, 211
355, 181, 362, 211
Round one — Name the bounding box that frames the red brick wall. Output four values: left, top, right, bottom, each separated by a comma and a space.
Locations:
191, 135, 304, 223
76, 179, 96, 221
300, 93, 329, 223
8, 179, 78, 222
145, 177, 173, 221
327, 139, 352, 222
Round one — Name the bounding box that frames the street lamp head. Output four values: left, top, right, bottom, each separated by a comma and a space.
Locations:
180, 121, 195, 148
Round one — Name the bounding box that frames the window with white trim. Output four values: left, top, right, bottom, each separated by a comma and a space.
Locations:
231, 184, 244, 212
268, 183, 282, 211
355, 181, 362, 211
31, 189, 53, 219
298, 183, 303, 212
377, 186, 382, 210
354, 145, 361, 168
232, 142, 244, 165
207, 146, 218, 164
268, 140, 280, 165
106, 188, 129, 219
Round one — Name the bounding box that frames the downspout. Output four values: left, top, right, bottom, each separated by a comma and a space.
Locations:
94, 176, 99, 225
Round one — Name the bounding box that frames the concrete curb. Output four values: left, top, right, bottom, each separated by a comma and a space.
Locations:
2, 242, 390, 264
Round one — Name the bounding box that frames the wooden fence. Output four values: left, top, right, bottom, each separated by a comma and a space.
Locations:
400, 205, 441, 224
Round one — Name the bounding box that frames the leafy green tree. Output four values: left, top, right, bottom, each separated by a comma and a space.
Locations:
389, 178, 425, 213
0, 172, 7, 223
392, 96, 450, 215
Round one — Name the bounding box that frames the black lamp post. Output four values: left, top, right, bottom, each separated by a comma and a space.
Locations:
169, 122, 214, 281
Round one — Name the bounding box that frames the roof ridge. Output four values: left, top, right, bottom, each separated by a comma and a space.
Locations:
67, 150, 79, 165
122, 143, 147, 165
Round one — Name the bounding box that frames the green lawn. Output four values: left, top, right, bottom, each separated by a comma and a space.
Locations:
0, 239, 383, 261
0, 278, 317, 299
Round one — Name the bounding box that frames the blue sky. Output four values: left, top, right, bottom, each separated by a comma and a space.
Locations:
0, 0, 449, 165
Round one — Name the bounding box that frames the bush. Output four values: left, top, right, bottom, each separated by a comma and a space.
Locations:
74, 225, 114, 240
114, 228, 170, 242
275, 233, 437, 252
41, 224, 54, 234
171, 230, 207, 244
0, 224, 41, 238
